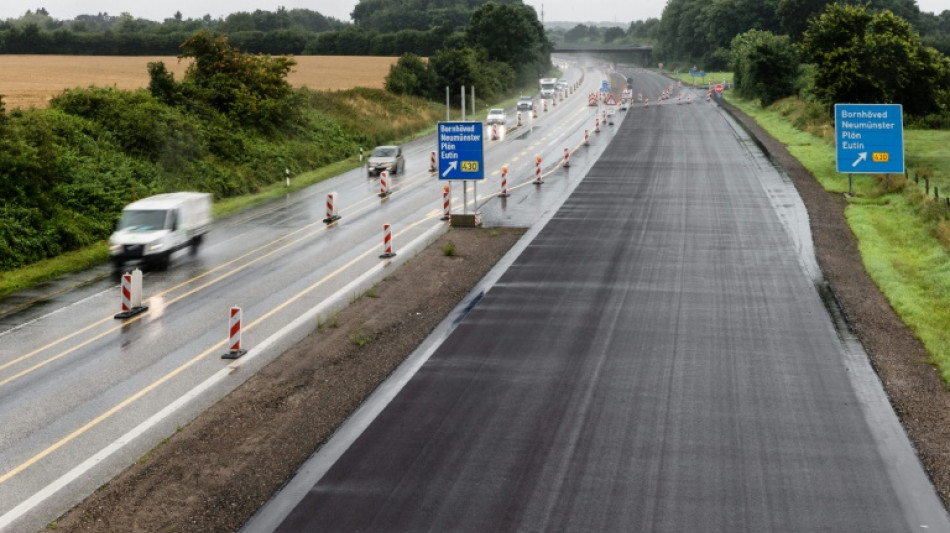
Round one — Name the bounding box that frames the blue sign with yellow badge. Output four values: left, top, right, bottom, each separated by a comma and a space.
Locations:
835, 104, 904, 174
438, 122, 484, 180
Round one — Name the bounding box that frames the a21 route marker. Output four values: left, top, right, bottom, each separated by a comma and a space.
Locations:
835, 103, 904, 196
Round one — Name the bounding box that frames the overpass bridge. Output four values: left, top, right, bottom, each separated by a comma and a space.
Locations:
552, 43, 653, 66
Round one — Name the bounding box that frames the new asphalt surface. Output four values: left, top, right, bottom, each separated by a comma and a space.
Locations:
254, 86, 950, 531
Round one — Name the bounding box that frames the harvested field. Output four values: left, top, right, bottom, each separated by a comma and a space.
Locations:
0, 55, 397, 110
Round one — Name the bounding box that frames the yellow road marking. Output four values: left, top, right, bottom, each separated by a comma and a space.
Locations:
0, 218, 434, 485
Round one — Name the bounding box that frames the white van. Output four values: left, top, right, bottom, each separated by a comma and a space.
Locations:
109, 192, 212, 270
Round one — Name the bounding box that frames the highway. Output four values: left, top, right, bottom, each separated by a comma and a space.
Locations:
246, 69, 950, 531
0, 66, 625, 532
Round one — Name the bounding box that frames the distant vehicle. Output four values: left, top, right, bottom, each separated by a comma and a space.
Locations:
556, 79, 568, 91
539, 78, 557, 99
367, 145, 405, 177
110, 192, 213, 271
486, 108, 507, 125
517, 96, 534, 111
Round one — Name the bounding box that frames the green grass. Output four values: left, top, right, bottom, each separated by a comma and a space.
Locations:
727, 92, 950, 384
668, 70, 734, 88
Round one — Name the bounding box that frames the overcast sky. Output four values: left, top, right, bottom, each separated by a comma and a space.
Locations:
0, 0, 946, 25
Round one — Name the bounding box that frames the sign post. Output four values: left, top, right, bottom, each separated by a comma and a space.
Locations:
438, 121, 485, 216
835, 104, 904, 196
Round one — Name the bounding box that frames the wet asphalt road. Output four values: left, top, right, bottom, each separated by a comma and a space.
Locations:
260, 72, 950, 531
0, 66, 623, 532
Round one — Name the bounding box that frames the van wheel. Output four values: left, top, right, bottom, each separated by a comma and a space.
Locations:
152, 253, 170, 271
190, 235, 202, 255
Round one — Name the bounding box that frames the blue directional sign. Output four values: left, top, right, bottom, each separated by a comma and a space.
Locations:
438, 121, 484, 180
601, 80, 610, 92
835, 104, 904, 174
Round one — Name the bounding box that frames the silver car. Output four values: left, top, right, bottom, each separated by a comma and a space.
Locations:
367, 145, 405, 177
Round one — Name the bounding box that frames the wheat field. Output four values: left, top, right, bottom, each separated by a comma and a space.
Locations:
0, 55, 398, 110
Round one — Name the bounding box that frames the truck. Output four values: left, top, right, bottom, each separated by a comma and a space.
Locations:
109, 192, 213, 271
539, 78, 558, 99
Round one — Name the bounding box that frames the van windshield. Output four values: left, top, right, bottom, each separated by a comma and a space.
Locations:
118, 209, 168, 231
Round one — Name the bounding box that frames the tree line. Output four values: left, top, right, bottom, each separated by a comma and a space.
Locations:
655, 0, 950, 120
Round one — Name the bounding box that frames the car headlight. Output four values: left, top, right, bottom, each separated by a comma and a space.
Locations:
109, 244, 121, 254
147, 242, 164, 253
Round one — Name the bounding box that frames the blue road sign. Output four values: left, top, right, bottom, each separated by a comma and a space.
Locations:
438, 122, 484, 180
835, 104, 904, 174
601, 80, 610, 92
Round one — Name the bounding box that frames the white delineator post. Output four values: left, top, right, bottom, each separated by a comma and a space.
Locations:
222, 306, 247, 359
323, 192, 340, 224
380, 223, 396, 259
379, 171, 391, 198
441, 184, 451, 221
500, 165, 510, 198
114, 268, 147, 319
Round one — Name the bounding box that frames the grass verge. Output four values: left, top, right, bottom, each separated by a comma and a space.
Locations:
726, 93, 950, 384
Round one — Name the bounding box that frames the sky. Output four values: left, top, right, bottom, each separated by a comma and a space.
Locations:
0, 0, 946, 25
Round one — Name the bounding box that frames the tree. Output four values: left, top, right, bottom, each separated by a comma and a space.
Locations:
777, 0, 831, 41
178, 31, 298, 127
467, 2, 548, 67
384, 53, 434, 97
731, 30, 799, 106
801, 4, 950, 115
603, 27, 625, 43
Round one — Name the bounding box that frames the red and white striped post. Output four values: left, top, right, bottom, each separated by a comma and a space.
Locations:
380, 223, 396, 258
533, 105, 538, 118
584, 129, 590, 146
563, 148, 570, 168
534, 155, 543, 185
595, 117, 601, 133
323, 191, 340, 223
114, 268, 147, 319
222, 306, 247, 359
500, 165, 510, 198
441, 184, 451, 221
379, 171, 391, 198
543, 99, 548, 112
491, 124, 498, 140
429, 151, 436, 172
602, 110, 607, 122
517, 111, 522, 127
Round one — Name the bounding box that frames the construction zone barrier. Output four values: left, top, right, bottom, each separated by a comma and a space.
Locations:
221, 306, 247, 359
323, 192, 340, 224
533, 105, 538, 118
584, 129, 590, 146
114, 268, 148, 319
534, 155, 543, 185
517, 111, 523, 127
380, 223, 396, 258
595, 117, 601, 133
379, 171, 391, 198
491, 124, 499, 140
543, 100, 548, 112
563, 148, 570, 168
441, 184, 451, 221
500, 165, 510, 198
429, 151, 436, 172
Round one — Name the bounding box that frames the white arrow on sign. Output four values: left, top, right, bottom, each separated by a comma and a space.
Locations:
852, 152, 867, 168
441, 160, 458, 178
